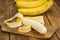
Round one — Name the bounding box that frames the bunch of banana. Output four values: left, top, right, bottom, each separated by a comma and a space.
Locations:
14, 0, 53, 16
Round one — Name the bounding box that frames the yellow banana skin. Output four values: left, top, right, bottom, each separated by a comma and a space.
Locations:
15, 0, 35, 2
18, 0, 53, 16
16, 0, 47, 8
4, 13, 23, 28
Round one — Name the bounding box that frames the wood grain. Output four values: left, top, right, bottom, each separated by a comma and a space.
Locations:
55, 0, 60, 7
49, 33, 58, 40
0, 28, 9, 40
0, 0, 10, 40
54, 2, 60, 40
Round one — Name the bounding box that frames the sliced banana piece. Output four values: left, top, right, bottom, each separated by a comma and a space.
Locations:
22, 18, 47, 34
4, 13, 23, 28
18, 25, 31, 33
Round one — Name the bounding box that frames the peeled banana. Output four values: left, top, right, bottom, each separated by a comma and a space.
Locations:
18, 0, 53, 16
4, 13, 23, 28
22, 18, 47, 34
16, 0, 47, 8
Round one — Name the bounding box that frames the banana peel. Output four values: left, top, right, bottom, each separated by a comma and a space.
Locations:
4, 13, 23, 28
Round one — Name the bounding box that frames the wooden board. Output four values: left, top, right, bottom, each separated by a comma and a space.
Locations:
0, 14, 57, 39
0, 0, 58, 39
0, 16, 57, 39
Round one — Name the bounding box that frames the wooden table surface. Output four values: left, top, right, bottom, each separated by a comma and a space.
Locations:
0, 0, 60, 40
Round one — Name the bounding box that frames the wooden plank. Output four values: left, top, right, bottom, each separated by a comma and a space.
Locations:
9, 0, 17, 18
45, 3, 58, 32
0, 27, 9, 40
10, 34, 29, 40
0, 0, 5, 23
54, 1, 60, 11
50, 33, 58, 40
0, 14, 4, 26
55, 0, 60, 7
53, 2, 60, 40
46, 2, 60, 40
10, 33, 59, 40
28, 37, 39, 40
56, 27, 60, 40
0, 0, 10, 40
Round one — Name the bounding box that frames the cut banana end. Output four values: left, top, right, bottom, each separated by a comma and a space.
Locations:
4, 13, 23, 28
18, 25, 31, 33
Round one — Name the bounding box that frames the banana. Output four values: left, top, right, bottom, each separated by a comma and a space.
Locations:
22, 18, 47, 34
18, 0, 53, 16
4, 13, 23, 28
18, 25, 31, 33
16, 0, 47, 8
